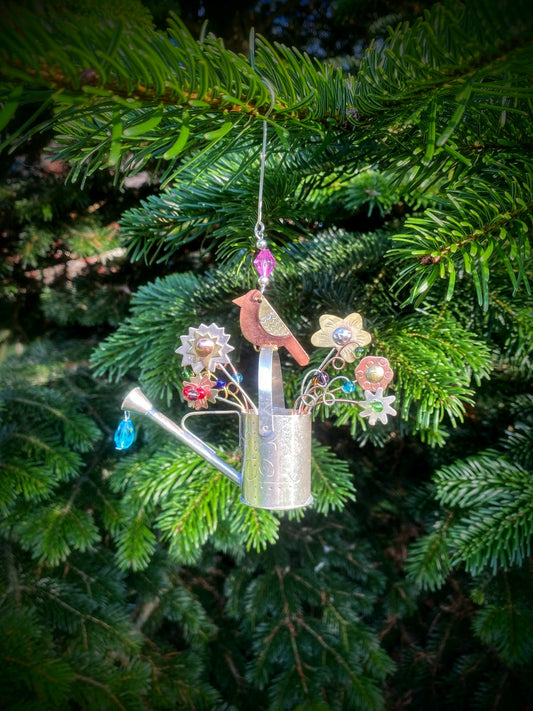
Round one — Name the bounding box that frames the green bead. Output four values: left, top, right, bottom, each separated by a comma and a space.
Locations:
371, 401, 384, 412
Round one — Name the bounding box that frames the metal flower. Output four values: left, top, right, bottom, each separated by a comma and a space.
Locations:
354, 356, 393, 393
176, 323, 234, 374
182, 374, 217, 410
310, 313, 372, 362
356, 387, 397, 425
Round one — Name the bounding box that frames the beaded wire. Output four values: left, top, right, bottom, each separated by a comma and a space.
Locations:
253, 77, 276, 293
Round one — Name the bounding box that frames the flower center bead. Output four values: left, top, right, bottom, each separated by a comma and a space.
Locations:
332, 326, 352, 346
195, 338, 215, 356
366, 365, 385, 382
371, 401, 384, 412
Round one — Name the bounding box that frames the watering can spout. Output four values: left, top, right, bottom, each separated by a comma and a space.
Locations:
121, 387, 242, 487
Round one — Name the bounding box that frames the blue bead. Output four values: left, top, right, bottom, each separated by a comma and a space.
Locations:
114, 419, 135, 450
232, 373, 244, 384
215, 378, 226, 389
342, 380, 356, 394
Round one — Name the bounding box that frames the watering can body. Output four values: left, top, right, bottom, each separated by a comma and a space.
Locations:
240, 408, 312, 509
121, 347, 313, 511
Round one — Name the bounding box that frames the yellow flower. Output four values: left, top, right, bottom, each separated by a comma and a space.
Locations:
310, 313, 372, 362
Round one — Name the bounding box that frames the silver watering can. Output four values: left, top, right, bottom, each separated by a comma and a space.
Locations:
121, 346, 313, 511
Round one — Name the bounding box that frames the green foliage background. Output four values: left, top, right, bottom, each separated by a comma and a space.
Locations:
0, 0, 532, 709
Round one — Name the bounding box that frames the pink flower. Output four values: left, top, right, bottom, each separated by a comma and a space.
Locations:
355, 356, 393, 392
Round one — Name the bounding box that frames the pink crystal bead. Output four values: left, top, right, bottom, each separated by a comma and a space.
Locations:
253, 248, 277, 278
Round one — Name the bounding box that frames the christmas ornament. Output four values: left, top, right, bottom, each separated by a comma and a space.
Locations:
117, 102, 396, 509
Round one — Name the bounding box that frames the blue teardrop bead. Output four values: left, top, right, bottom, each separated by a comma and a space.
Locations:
114, 419, 135, 450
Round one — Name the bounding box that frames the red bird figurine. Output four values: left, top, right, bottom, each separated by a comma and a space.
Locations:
233, 289, 310, 366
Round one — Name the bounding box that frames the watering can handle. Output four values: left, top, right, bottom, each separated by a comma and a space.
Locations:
258, 346, 285, 439
180, 409, 242, 455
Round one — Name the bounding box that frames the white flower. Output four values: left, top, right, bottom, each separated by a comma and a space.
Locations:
356, 387, 397, 425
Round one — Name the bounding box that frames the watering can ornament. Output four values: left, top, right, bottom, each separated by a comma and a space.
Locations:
116, 289, 397, 511
114, 103, 396, 510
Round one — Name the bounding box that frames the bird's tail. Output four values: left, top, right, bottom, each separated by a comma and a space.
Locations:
287, 339, 310, 367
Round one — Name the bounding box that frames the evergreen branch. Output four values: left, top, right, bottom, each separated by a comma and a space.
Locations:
310, 441, 356, 514
2, 0, 532, 191
276, 567, 309, 693
472, 600, 533, 666
6, 499, 101, 564
353, 0, 533, 118
0, 9, 270, 114
0, 2, 355, 176
442, 465, 533, 575
91, 271, 205, 403
0, 462, 53, 510
228, 501, 280, 553
117, 141, 378, 266
408, 441, 533, 589
73, 674, 128, 711
114, 510, 156, 572
391, 163, 533, 307
19, 581, 138, 649
0, 391, 101, 452
405, 514, 454, 591
157, 584, 218, 645
297, 617, 386, 711
238, 523, 393, 708
380, 312, 492, 438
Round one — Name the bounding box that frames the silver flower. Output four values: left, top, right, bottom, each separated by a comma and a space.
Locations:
176, 323, 233, 374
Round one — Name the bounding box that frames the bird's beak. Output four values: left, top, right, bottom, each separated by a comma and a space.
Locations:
232, 295, 245, 307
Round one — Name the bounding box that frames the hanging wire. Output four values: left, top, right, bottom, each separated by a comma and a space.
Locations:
249, 28, 277, 293
254, 81, 275, 244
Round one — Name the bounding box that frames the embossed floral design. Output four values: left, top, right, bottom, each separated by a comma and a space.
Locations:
354, 356, 393, 392
356, 387, 397, 425
176, 323, 233, 374
310, 313, 372, 362
182, 374, 217, 410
